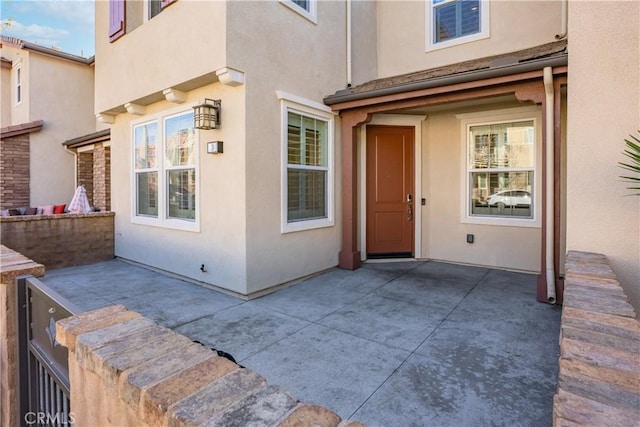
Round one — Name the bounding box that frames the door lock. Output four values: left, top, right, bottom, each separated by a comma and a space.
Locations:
407, 193, 412, 203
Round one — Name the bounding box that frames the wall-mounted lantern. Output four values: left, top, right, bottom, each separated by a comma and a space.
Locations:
193, 99, 221, 130
207, 141, 224, 154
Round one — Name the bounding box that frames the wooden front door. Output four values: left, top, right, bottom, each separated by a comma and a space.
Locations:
366, 126, 415, 258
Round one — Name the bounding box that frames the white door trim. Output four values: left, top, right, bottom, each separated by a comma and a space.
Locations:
359, 114, 427, 261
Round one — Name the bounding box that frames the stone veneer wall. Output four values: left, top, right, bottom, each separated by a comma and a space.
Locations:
56, 305, 364, 427
0, 245, 45, 427
554, 251, 639, 426
77, 152, 94, 206
0, 212, 114, 269
93, 144, 110, 211
0, 134, 30, 209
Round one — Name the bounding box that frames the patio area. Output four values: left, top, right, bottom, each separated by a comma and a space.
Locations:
42, 259, 561, 426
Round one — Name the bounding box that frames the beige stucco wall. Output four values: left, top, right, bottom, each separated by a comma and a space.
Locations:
376, 0, 563, 78
28, 53, 95, 206
418, 105, 542, 272
1, 64, 12, 126
0, 46, 30, 126
227, 1, 350, 293
0, 44, 95, 206
566, 1, 640, 312
94, 0, 227, 114
110, 83, 248, 293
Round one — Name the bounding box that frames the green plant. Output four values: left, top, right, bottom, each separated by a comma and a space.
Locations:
619, 131, 640, 195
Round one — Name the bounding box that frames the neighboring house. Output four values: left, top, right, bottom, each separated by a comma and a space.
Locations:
95, 0, 639, 307
0, 37, 103, 210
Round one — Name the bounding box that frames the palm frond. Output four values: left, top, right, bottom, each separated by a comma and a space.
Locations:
619, 131, 640, 193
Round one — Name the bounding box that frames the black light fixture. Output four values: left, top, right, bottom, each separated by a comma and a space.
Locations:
193, 98, 221, 130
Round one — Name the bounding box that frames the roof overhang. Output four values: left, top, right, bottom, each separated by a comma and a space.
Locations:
0, 120, 44, 139
325, 41, 568, 112
63, 129, 111, 149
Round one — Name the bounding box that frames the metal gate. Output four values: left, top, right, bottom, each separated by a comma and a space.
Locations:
16, 276, 80, 427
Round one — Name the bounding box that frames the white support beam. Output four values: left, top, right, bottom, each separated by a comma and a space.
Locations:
124, 103, 146, 115
96, 113, 115, 124
163, 88, 187, 104
216, 67, 245, 87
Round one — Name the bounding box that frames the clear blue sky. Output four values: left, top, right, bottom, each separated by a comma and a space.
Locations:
1, 0, 95, 57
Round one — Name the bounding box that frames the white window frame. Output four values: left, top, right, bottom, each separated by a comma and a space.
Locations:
280, 0, 317, 24
15, 64, 22, 105
426, 0, 490, 52
457, 106, 541, 228
131, 105, 200, 232
277, 91, 335, 233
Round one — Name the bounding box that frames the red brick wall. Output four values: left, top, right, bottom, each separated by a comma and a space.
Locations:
0, 135, 30, 209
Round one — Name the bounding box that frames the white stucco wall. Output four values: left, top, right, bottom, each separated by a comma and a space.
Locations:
567, 1, 640, 312
376, 0, 563, 78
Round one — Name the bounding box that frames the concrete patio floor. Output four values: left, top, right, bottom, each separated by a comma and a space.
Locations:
42, 259, 561, 426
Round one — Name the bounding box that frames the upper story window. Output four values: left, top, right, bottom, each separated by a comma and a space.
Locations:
15, 66, 21, 104
132, 109, 199, 231
109, 0, 178, 42
278, 92, 334, 233
426, 0, 489, 51
148, 0, 176, 20
280, 0, 317, 24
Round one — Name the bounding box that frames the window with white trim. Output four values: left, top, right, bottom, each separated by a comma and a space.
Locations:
280, 0, 317, 23
15, 66, 22, 104
426, 0, 489, 51
133, 109, 198, 230
467, 120, 535, 219
279, 93, 334, 233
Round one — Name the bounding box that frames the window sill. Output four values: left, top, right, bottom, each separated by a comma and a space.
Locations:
461, 215, 540, 228
132, 216, 200, 233
282, 218, 334, 234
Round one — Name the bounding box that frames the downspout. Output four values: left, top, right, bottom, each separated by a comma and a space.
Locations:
543, 67, 556, 304
346, 0, 352, 87
555, 0, 568, 40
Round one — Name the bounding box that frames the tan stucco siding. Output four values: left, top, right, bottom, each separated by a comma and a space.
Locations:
1, 65, 12, 126
27, 53, 95, 206
227, 1, 347, 293
0, 46, 30, 126
567, 1, 640, 311
94, 0, 227, 114
420, 108, 542, 272
110, 83, 248, 294
376, 0, 563, 78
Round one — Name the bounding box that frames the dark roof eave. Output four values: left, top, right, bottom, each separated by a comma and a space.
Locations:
324, 54, 568, 107
0, 120, 44, 139
63, 129, 111, 148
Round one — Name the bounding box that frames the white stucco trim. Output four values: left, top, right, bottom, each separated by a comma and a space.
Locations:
278, 92, 335, 234
425, 0, 491, 52
457, 105, 542, 228
360, 114, 427, 261
279, 0, 318, 24
130, 103, 201, 233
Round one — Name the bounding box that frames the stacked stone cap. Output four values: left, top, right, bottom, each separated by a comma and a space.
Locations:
554, 251, 639, 426
56, 304, 364, 427
0, 244, 45, 283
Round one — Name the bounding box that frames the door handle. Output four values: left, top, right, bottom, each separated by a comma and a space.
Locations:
407, 193, 413, 221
